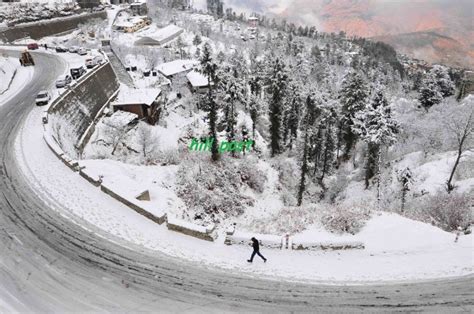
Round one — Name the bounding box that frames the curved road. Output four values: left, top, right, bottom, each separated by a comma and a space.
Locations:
0, 51, 473, 312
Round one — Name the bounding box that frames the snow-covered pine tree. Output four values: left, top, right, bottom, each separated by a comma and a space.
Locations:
297, 131, 309, 207
320, 119, 337, 184
199, 43, 220, 161
355, 88, 399, 190
418, 72, 443, 111
339, 71, 369, 160
283, 83, 302, 150
207, 0, 223, 17
267, 57, 288, 157
430, 65, 455, 98
221, 66, 246, 156
397, 167, 414, 212
311, 124, 324, 175
192, 34, 202, 46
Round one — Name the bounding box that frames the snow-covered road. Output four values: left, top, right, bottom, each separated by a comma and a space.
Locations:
0, 49, 473, 312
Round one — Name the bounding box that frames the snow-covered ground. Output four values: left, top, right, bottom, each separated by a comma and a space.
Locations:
14, 105, 473, 283
5, 5, 472, 284
0, 54, 34, 106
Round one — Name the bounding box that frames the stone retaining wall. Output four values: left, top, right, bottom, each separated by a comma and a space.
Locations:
48, 62, 119, 149
0, 12, 107, 43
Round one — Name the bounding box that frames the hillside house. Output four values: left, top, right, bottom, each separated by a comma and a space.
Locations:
111, 87, 162, 124
187, 70, 210, 93
76, 0, 100, 8
156, 59, 199, 80
248, 16, 258, 28
130, 0, 148, 16
114, 16, 151, 33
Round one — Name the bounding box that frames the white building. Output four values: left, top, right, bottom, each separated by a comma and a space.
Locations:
156, 59, 199, 79
134, 24, 184, 47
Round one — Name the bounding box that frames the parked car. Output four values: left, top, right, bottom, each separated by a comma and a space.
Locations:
27, 43, 39, 50
55, 74, 72, 88
35, 90, 50, 106
70, 66, 86, 79
77, 47, 87, 55
85, 55, 104, 68
55, 46, 67, 53
68, 46, 79, 53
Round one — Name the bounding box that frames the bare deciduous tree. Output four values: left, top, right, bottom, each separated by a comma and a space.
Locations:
137, 123, 159, 160
445, 106, 473, 193
103, 121, 130, 156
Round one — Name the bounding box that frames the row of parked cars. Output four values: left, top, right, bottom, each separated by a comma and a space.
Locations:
55, 45, 88, 56
55, 54, 105, 88
35, 53, 105, 106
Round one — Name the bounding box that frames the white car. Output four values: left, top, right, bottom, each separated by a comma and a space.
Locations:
77, 47, 87, 55
85, 55, 104, 68
55, 74, 72, 88
68, 46, 79, 53
35, 90, 51, 106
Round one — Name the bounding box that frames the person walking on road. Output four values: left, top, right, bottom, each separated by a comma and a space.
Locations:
247, 237, 267, 263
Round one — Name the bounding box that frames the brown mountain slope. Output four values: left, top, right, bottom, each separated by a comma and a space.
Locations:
373, 31, 473, 69
277, 0, 473, 68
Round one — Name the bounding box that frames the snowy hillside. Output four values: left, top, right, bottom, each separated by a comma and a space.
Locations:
43, 2, 473, 243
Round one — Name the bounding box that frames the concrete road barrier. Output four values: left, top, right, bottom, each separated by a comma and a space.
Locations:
100, 182, 166, 225
166, 217, 215, 242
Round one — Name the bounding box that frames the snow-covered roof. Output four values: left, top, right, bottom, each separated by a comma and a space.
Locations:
186, 70, 209, 88
130, 16, 145, 24
105, 110, 139, 127
115, 21, 134, 28
130, 0, 146, 7
113, 86, 161, 107
135, 24, 183, 46
157, 59, 199, 77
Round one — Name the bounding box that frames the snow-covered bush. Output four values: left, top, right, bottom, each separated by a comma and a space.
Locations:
321, 204, 371, 235
280, 191, 297, 206
237, 161, 267, 193
176, 155, 266, 224
454, 158, 474, 181
246, 202, 371, 235
407, 193, 472, 231
325, 170, 351, 203
246, 205, 319, 235
159, 148, 183, 166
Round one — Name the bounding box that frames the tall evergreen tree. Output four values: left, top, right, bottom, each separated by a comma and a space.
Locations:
430, 65, 455, 98
418, 72, 443, 111
221, 66, 246, 155
355, 88, 399, 190
319, 122, 336, 183
339, 72, 369, 160
207, 0, 223, 17
397, 167, 414, 212
311, 124, 324, 175
283, 83, 302, 150
199, 43, 220, 161
297, 131, 309, 206
267, 58, 288, 157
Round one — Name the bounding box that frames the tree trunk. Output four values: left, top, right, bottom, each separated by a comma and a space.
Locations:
297, 132, 309, 206
446, 147, 463, 193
